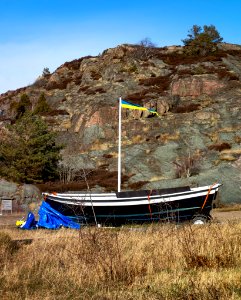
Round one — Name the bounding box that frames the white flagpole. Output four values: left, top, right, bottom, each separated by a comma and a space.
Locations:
118, 97, 122, 192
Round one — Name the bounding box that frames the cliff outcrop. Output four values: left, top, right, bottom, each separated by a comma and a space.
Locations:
1, 43, 241, 204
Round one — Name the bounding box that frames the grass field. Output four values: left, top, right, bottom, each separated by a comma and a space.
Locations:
1, 222, 241, 299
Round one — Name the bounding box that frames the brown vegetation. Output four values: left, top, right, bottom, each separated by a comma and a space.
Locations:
226, 49, 241, 57
125, 91, 149, 104
171, 103, 200, 113
155, 51, 227, 65
1, 222, 241, 299
46, 78, 72, 90
60, 56, 94, 70
73, 74, 83, 85
177, 65, 239, 81
128, 180, 148, 190
208, 142, 232, 152
139, 75, 171, 90
174, 153, 201, 178
85, 87, 106, 95
90, 70, 102, 80
43, 109, 69, 116
37, 169, 130, 193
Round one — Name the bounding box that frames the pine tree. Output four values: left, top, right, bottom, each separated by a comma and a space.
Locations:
15, 93, 32, 119
0, 113, 62, 183
182, 24, 223, 56
34, 93, 51, 114
42, 67, 50, 77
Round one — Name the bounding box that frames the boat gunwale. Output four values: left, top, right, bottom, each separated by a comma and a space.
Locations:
43, 184, 221, 201
44, 187, 220, 207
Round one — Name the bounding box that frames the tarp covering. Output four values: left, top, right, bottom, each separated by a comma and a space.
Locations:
20, 201, 80, 230
20, 212, 37, 229
37, 201, 80, 229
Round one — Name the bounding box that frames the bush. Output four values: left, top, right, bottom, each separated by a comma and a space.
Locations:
0, 113, 62, 183
173, 153, 201, 178
182, 24, 223, 56
15, 93, 32, 119
170, 103, 200, 113
208, 142, 231, 152
33, 93, 51, 115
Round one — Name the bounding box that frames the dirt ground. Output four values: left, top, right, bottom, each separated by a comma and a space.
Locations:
0, 213, 25, 227
211, 210, 241, 223
1, 210, 241, 227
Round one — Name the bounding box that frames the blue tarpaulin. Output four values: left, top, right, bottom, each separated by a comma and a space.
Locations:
20, 212, 37, 229
20, 201, 80, 230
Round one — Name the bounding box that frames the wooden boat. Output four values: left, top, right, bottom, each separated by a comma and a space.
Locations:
43, 98, 221, 226
43, 183, 221, 225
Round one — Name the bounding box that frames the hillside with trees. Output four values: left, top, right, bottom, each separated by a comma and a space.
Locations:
1, 25, 241, 204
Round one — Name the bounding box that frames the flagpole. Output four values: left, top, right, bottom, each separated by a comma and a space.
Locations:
118, 97, 122, 192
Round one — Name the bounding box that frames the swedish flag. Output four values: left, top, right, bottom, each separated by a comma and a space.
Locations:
121, 100, 159, 116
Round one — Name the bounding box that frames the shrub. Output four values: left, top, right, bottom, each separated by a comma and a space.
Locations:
37, 169, 130, 192
208, 142, 231, 152
182, 24, 223, 56
85, 87, 106, 95
90, 70, 102, 80
128, 181, 148, 190
46, 78, 72, 90
42, 67, 50, 77
127, 64, 138, 73
33, 93, 51, 115
155, 51, 226, 66
44, 109, 69, 116
170, 103, 200, 113
0, 113, 62, 183
74, 74, 83, 85
61, 56, 93, 70
125, 91, 149, 104
139, 75, 171, 87
15, 93, 32, 119
131, 38, 157, 60
173, 153, 201, 178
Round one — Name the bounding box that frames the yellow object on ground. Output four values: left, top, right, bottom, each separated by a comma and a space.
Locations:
16, 220, 25, 227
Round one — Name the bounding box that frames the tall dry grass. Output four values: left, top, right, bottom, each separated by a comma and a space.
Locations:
1, 222, 241, 299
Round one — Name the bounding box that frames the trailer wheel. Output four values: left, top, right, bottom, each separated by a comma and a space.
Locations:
192, 215, 209, 225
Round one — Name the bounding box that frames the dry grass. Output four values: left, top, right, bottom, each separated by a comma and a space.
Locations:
214, 204, 241, 212
1, 222, 241, 299
220, 149, 241, 155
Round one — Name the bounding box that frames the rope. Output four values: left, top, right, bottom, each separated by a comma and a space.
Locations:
201, 182, 217, 211
147, 190, 153, 220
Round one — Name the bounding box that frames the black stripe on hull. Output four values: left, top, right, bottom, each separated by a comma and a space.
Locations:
45, 191, 217, 226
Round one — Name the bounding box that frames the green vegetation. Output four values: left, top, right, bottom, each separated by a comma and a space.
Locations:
182, 24, 223, 56
1, 92, 60, 183
0, 113, 62, 183
42, 67, 50, 77
33, 92, 51, 114
15, 93, 32, 119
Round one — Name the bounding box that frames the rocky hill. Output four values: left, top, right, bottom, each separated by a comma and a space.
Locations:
1, 43, 241, 204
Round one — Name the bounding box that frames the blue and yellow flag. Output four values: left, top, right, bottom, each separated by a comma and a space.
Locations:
121, 100, 159, 116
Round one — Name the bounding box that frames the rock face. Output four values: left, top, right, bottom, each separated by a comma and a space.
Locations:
171, 75, 225, 97
0, 179, 41, 211
1, 43, 241, 204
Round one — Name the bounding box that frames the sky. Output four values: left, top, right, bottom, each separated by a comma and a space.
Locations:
1, 0, 241, 94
